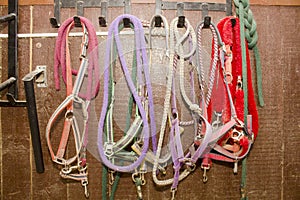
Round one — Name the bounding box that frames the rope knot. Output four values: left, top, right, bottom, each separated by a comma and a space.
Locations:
233, 0, 258, 49
189, 104, 201, 115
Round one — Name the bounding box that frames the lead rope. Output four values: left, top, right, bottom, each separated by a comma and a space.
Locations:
46, 16, 99, 198
152, 16, 190, 197
195, 18, 222, 182
98, 14, 156, 199
234, 1, 250, 199
233, 0, 264, 107
152, 16, 213, 200
132, 14, 172, 176
101, 23, 123, 200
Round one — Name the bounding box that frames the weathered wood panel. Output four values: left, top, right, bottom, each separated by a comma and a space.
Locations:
0, 3, 299, 200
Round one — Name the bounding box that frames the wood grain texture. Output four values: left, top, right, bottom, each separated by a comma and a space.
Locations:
0, 3, 299, 200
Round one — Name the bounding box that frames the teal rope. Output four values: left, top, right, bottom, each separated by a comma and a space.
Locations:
241, 158, 248, 200
125, 50, 137, 132
234, 0, 264, 107
236, 1, 249, 199
237, 0, 249, 120
110, 172, 121, 200
253, 46, 264, 107
102, 165, 108, 199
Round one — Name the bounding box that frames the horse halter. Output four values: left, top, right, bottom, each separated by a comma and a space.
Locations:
97, 14, 156, 173
46, 16, 99, 198
195, 17, 254, 182
152, 16, 213, 200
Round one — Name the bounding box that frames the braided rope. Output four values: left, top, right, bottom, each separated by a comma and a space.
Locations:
234, 1, 252, 199
152, 17, 196, 187
196, 23, 219, 106
233, 0, 264, 106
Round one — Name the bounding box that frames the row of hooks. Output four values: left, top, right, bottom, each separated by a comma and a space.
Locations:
50, 0, 232, 28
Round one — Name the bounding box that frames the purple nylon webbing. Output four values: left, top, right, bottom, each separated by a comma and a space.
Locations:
97, 14, 156, 172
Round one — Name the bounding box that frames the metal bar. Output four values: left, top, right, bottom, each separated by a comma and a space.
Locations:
76, 1, 84, 16
226, 0, 232, 16
177, 2, 185, 28
162, 2, 226, 11
61, 0, 124, 8
22, 69, 45, 173
202, 3, 209, 19
99, 1, 108, 27
0, 77, 16, 92
124, 0, 131, 14
50, 0, 60, 28
176, 2, 184, 17
155, 0, 162, 15
0, 13, 16, 23
7, 0, 18, 100
0, 100, 26, 107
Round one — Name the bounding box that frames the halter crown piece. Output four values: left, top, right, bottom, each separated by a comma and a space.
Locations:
46, 16, 100, 198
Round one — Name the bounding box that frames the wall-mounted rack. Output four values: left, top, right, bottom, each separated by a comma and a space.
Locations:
50, 0, 131, 28
50, 0, 231, 28
0, 0, 45, 173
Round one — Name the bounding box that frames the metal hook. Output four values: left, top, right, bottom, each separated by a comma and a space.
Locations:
108, 169, 115, 185
82, 180, 89, 198
202, 167, 208, 183
212, 111, 223, 129
136, 183, 143, 200
49, 0, 60, 28
99, 1, 108, 27
233, 160, 238, 174
171, 188, 177, 200
176, 2, 185, 28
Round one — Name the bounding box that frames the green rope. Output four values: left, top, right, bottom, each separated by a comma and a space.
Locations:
234, 0, 264, 107
236, 0, 249, 120
125, 49, 137, 132
102, 165, 108, 199
241, 158, 248, 200
236, 1, 249, 199
253, 46, 264, 107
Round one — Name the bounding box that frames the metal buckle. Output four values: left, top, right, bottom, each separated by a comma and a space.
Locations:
212, 111, 223, 129
104, 142, 115, 157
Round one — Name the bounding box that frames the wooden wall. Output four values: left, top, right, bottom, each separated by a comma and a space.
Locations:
0, 2, 299, 200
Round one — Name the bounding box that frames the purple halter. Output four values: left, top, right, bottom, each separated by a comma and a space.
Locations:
97, 14, 156, 172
